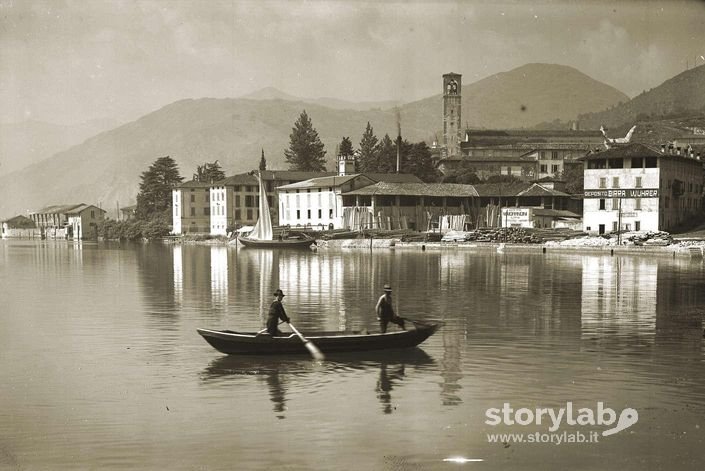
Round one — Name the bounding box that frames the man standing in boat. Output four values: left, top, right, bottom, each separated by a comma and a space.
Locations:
376, 284, 405, 333
267, 289, 290, 336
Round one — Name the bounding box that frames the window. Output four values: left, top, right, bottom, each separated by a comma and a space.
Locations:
540, 151, 546, 159
635, 198, 641, 210
551, 164, 559, 173
635, 221, 641, 231
551, 151, 559, 160
599, 199, 606, 210
329, 209, 333, 218
635, 176, 642, 188
307, 210, 311, 219
190, 194, 195, 203
235, 195, 241, 206
190, 207, 195, 216
318, 209, 322, 218
91, 210, 95, 218
631, 157, 643, 168
612, 177, 620, 188
205, 192, 209, 202
613, 198, 620, 210
296, 210, 301, 220
235, 209, 241, 220
608, 158, 624, 169
645, 157, 658, 168
204, 207, 210, 216
612, 221, 618, 232
599, 178, 606, 189
247, 209, 253, 220
540, 164, 548, 173
245, 195, 255, 207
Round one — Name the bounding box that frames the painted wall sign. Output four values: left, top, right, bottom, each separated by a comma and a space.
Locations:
584, 189, 659, 198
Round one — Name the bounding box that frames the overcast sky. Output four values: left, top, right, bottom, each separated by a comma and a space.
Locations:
1, 0, 703, 125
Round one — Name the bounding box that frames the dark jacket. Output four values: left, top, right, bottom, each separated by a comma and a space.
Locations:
267, 300, 289, 335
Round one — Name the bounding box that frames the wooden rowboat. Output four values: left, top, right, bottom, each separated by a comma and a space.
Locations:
197, 320, 442, 355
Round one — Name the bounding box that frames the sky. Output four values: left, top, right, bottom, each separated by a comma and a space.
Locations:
1, 0, 704, 125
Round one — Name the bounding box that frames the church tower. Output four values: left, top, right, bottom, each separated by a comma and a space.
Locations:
338, 150, 357, 176
443, 73, 462, 157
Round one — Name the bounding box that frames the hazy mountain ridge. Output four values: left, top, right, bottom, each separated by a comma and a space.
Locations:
242, 86, 401, 111
403, 63, 629, 131
577, 65, 705, 129
0, 63, 633, 219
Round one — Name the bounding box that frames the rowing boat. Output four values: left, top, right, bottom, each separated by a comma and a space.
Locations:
197, 320, 441, 355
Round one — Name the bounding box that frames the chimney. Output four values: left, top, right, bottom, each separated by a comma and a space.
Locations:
396, 108, 401, 174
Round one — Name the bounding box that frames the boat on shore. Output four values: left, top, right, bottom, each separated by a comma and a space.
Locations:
197, 319, 442, 355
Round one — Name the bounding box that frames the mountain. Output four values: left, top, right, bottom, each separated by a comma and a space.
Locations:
0, 118, 121, 177
242, 86, 400, 111
0, 63, 629, 219
578, 65, 705, 129
402, 63, 629, 131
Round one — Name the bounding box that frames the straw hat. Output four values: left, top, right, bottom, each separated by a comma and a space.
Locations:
273, 289, 285, 297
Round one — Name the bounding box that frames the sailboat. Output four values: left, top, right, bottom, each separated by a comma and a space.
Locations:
236, 172, 316, 248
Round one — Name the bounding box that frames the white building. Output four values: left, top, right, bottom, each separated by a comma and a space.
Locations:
277, 174, 377, 230
582, 143, 704, 234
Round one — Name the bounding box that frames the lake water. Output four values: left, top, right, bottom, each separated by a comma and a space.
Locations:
1, 240, 704, 470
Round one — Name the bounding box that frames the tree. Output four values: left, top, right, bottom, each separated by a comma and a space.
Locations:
559, 162, 584, 195
402, 141, 440, 182
339, 137, 354, 157
284, 110, 327, 171
194, 160, 225, 183
259, 149, 267, 171
370, 134, 397, 173
358, 122, 379, 172
136, 156, 183, 220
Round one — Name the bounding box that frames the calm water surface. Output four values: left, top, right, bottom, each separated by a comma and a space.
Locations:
1, 240, 704, 470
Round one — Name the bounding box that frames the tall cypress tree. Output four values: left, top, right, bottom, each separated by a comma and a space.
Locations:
136, 156, 183, 220
372, 134, 397, 173
259, 149, 267, 171
284, 110, 327, 171
358, 122, 379, 172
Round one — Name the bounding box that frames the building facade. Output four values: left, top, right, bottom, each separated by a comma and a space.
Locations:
172, 180, 212, 234
29, 203, 104, 239
582, 143, 704, 234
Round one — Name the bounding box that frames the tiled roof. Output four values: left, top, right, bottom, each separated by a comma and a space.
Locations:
2, 215, 36, 227
579, 143, 662, 160
31, 204, 84, 214
176, 179, 213, 188
363, 173, 423, 183
343, 182, 479, 197
472, 183, 532, 197
277, 175, 362, 190
217, 171, 336, 186
516, 184, 570, 198
66, 204, 106, 214
532, 208, 581, 218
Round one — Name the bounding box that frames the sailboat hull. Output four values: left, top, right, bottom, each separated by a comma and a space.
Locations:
236, 235, 315, 248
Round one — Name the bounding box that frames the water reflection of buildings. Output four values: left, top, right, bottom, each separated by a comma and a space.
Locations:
210, 246, 228, 307
580, 256, 658, 335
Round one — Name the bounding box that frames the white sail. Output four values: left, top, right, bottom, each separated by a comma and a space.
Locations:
247, 172, 273, 240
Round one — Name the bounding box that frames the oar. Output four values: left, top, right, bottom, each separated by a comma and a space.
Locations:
288, 322, 325, 361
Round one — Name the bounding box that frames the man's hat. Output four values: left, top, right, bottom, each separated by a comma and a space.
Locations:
383, 284, 392, 292
273, 289, 285, 297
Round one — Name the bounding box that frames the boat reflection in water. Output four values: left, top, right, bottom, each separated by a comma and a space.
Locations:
201, 349, 435, 418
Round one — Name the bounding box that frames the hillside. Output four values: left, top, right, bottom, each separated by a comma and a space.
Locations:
242, 87, 400, 111
403, 63, 628, 131
0, 63, 629, 220
578, 65, 705, 129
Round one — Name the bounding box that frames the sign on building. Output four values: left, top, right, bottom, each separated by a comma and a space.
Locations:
501, 208, 532, 228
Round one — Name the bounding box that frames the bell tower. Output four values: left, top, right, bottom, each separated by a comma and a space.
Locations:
443, 73, 462, 157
